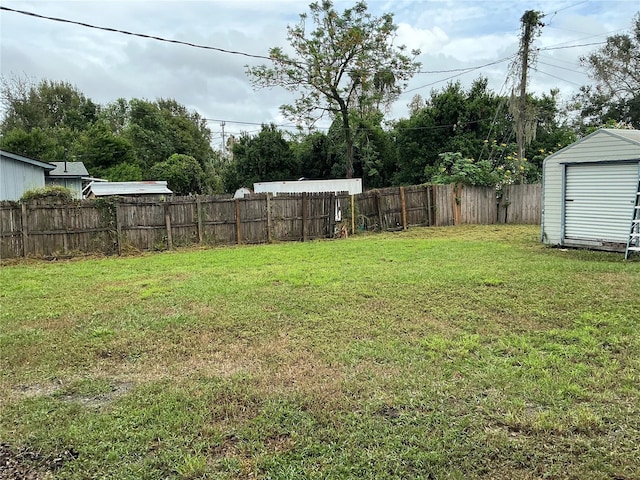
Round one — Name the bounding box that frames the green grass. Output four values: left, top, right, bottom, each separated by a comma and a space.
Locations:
1, 225, 639, 479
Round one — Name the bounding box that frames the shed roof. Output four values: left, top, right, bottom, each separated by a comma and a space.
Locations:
85, 181, 173, 197
0, 150, 56, 171
542, 128, 640, 167
48, 161, 89, 177
606, 128, 640, 145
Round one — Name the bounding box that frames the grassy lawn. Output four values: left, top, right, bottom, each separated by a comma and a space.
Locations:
1, 225, 639, 479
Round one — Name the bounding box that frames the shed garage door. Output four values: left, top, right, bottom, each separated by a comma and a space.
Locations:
565, 162, 638, 244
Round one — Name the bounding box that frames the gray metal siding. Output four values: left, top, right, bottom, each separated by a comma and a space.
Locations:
542, 129, 640, 246
0, 156, 47, 201
564, 163, 638, 244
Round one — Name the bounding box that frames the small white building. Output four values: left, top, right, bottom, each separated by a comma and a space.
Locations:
542, 128, 640, 251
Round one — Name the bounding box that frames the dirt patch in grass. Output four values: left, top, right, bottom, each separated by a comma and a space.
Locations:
11, 382, 63, 399
8, 380, 134, 411
58, 381, 134, 409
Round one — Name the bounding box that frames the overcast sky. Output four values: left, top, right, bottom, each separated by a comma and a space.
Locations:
1, 0, 638, 149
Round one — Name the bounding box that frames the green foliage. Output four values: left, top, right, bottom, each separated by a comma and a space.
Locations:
0, 76, 97, 133
102, 162, 143, 182
393, 79, 508, 185
293, 131, 336, 180
0, 127, 60, 161
393, 79, 571, 186
225, 124, 299, 191
73, 120, 137, 172
431, 152, 498, 187
148, 154, 205, 195
20, 185, 74, 203
1, 77, 217, 194
247, 0, 420, 177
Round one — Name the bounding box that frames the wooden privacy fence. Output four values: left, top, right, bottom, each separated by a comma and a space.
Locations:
0, 183, 541, 259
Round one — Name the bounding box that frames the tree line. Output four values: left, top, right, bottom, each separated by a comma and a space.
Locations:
1, 2, 637, 195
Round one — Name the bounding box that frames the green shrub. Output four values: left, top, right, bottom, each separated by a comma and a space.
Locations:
20, 185, 74, 203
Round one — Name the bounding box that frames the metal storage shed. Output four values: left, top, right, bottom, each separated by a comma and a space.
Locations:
541, 128, 640, 252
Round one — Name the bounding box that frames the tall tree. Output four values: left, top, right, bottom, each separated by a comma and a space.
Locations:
573, 12, 640, 129
246, 0, 420, 178
148, 154, 205, 195
0, 76, 98, 133
293, 131, 336, 180
393, 79, 509, 185
224, 124, 299, 192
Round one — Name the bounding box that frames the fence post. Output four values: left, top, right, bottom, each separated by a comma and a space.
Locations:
20, 202, 28, 257
400, 186, 407, 230
426, 185, 434, 226
164, 203, 173, 250
196, 197, 203, 243
329, 193, 336, 238
453, 183, 462, 225
115, 203, 122, 255
266, 193, 272, 243
350, 194, 355, 235
376, 191, 383, 231
302, 193, 308, 241
235, 198, 242, 245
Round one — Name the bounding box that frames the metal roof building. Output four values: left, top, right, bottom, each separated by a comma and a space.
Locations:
541, 129, 640, 252
83, 181, 173, 198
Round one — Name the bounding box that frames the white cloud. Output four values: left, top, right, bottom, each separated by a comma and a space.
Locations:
440, 33, 518, 62
395, 23, 449, 53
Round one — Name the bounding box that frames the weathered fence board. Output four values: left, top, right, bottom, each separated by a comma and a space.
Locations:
498, 184, 542, 224
461, 186, 498, 225
404, 185, 435, 227
201, 197, 236, 245
434, 184, 456, 226
0, 204, 22, 259
0, 183, 543, 259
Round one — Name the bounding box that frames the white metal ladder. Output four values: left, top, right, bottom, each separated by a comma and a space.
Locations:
625, 177, 640, 260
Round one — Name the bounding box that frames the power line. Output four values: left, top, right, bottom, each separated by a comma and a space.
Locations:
403, 55, 516, 95
0, 6, 272, 61
540, 1, 589, 19
537, 41, 606, 51
538, 53, 583, 69
416, 62, 514, 74
534, 69, 583, 86
537, 59, 588, 75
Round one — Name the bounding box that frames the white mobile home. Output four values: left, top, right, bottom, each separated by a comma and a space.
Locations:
253, 178, 362, 196
541, 129, 640, 251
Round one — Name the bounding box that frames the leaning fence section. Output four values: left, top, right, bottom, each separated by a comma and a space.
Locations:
0, 183, 542, 259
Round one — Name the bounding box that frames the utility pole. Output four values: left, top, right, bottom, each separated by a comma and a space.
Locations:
220, 121, 226, 156
511, 10, 543, 165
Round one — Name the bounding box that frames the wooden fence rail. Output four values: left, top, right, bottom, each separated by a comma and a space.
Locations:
0, 183, 541, 259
